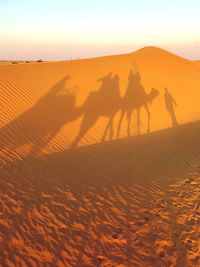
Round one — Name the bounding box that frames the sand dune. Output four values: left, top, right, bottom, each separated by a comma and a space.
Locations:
1, 46, 200, 162
1, 47, 200, 266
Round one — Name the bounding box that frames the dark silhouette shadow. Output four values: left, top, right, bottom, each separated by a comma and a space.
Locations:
164, 87, 178, 127
0, 71, 161, 159
0, 76, 82, 158
117, 70, 159, 137
71, 73, 121, 148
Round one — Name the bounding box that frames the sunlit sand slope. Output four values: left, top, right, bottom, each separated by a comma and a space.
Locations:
1, 46, 200, 162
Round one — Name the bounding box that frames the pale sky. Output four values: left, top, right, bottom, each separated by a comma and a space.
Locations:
0, 0, 200, 61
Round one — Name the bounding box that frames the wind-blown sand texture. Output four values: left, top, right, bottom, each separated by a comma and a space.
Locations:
1, 47, 200, 266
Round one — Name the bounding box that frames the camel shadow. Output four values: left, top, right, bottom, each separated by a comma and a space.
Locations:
71, 70, 160, 148
117, 70, 159, 137
0, 71, 160, 159
70, 72, 121, 148
0, 76, 82, 159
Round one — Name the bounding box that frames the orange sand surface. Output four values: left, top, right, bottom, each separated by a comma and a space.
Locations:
1, 47, 200, 266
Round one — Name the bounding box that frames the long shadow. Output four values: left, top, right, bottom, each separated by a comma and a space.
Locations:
71, 72, 121, 148
0, 72, 123, 160
164, 87, 178, 127
71, 70, 160, 148
117, 70, 159, 137
0, 76, 82, 159
0, 71, 175, 162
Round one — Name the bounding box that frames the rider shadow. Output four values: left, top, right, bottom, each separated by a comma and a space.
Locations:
0, 76, 82, 158
117, 70, 159, 137
70, 72, 121, 148
164, 87, 178, 127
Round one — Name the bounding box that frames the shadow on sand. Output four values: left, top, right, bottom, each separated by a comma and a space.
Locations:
0, 70, 161, 159
164, 87, 178, 127
71, 71, 160, 149
0, 76, 81, 158
117, 70, 159, 137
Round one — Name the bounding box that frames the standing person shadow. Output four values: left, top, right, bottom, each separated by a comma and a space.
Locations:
164, 87, 178, 127
0, 76, 82, 159
70, 73, 121, 148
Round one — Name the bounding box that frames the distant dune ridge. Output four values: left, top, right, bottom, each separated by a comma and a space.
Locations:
1, 47, 200, 266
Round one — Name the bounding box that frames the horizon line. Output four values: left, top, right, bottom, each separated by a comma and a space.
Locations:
0, 46, 200, 63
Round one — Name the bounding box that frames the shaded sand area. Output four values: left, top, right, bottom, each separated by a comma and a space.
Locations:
1, 122, 200, 266
1, 47, 200, 266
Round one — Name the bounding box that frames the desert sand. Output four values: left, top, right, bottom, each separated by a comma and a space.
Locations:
1, 47, 200, 266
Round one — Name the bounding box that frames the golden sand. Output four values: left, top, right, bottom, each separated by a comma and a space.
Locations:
1, 47, 200, 266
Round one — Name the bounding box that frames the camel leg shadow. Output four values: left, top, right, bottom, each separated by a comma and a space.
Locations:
102, 116, 114, 142
27, 130, 59, 157
126, 109, 133, 137
117, 110, 125, 138
70, 115, 97, 149
144, 103, 150, 133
